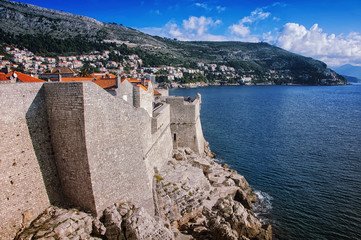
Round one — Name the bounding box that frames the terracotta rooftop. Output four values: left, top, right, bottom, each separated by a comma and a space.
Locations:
15, 72, 45, 82
128, 78, 141, 83
43, 67, 76, 75
93, 78, 116, 89
136, 84, 148, 91
61, 77, 94, 82
90, 73, 117, 80
0, 72, 9, 81
154, 89, 162, 96
0, 71, 45, 82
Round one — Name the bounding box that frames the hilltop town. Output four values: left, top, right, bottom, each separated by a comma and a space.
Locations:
0, 0, 347, 86
0, 45, 346, 86
0, 46, 245, 86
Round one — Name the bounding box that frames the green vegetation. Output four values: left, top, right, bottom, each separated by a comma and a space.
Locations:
0, 0, 346, 85
154, 174, 164, 183
180, 72, 207, 83
0, 29, 175, 67
156, 75, 169, 83
79, 63, 100, 76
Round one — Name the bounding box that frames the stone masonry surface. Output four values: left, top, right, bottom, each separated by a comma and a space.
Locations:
0, 81, 220, 239
166, 94, 205, 154
0, 83, 61, 240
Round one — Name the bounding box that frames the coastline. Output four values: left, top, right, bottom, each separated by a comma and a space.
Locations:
17, 146, 272, 240
169, 81, 346, 88
1, 82, 272, 240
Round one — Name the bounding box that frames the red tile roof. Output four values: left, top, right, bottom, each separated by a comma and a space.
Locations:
15, 72, 45, 82
154, 90, 161, 96
128, 78, 141, 83
93, 78, 116, 89
136, 84, 147, 91
43, 67, 76, 74
90, 73, 117, 80
0, 72, 9, 81
0, 72, 45, 82
62, 77, 94, 82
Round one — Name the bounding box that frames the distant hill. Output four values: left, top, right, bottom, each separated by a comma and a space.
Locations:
342, 75, 361, 83
0, 0, 346, 85
333, 64, 361, 80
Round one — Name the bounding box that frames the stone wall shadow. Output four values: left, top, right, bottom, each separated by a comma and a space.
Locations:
26, 85, 64, 206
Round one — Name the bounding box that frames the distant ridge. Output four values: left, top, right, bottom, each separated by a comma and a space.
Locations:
333, 64, 361, 80
342, 75, 361, 83
0, 0, 346, 85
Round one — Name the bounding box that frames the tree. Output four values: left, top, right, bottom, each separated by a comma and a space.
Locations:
79, 63, 99, 76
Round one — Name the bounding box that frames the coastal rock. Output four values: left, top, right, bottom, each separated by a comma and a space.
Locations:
15, 149, 271, 240
202, 196, 272, 240
184, 147, 193, 155
154, 150, 272, 240
204, 141, 216, 158
103, 204, 126, 240
173, 149, 187, 161
15, 206, 96, 240
125, 207, 174, 240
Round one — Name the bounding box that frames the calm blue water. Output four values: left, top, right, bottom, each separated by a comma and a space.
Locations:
170, 85, 361, 240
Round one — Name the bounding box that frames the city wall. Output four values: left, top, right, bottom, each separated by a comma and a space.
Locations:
0, 82, 203, 239
166, 94, 205, 154
133, 83, 154, 117
0, 83, 62, 240
116, 78, 134, 103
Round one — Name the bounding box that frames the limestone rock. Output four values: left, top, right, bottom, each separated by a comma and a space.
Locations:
103, 204, 126, 240
155, 148, 271, 240
208, 196, 272, 240
16, 148, 271, 240
15, 206, 94, 240
92, 218, 106, 237
125, 207, 174, 240
184, 147, 193, 155
204, 141, 216, 158
173, 149, 187, 161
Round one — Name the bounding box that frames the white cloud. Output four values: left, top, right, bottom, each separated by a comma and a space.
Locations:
277, 23, 361, 66
149, 9, 161, 15
216, 6, 226, 13
248, 8, 271, 22
183, 16, 221, 36
228, 8, 270, 39
194, 3, 210, 11
167, 23, 183, 38
272, 2, 287, 8
140, 22, 181, 39
194, 3, 226, 13
262, 31, 274, 42
140, 16, 224, 41
229, 24, 250, 37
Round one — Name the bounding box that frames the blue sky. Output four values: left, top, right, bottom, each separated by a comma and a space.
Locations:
15, 0, 361, 66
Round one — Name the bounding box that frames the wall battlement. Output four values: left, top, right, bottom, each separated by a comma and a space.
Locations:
166, 93, 205, 154
0, 82, 205, 240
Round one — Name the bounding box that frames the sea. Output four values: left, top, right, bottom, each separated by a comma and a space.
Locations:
170, 84, 361, 240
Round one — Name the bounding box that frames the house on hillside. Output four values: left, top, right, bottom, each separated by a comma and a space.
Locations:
40, 67, 76, 81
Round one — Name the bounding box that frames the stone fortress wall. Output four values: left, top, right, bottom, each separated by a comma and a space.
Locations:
166, 94, 205, 154
0, 81, 205, 239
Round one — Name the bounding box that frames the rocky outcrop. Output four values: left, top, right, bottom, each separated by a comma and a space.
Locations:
155, 148, 271, 239
16, 148, 271, 240
15, 207, 97, 240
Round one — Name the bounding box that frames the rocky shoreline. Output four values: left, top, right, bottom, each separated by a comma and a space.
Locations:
15, 146, 272, 240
